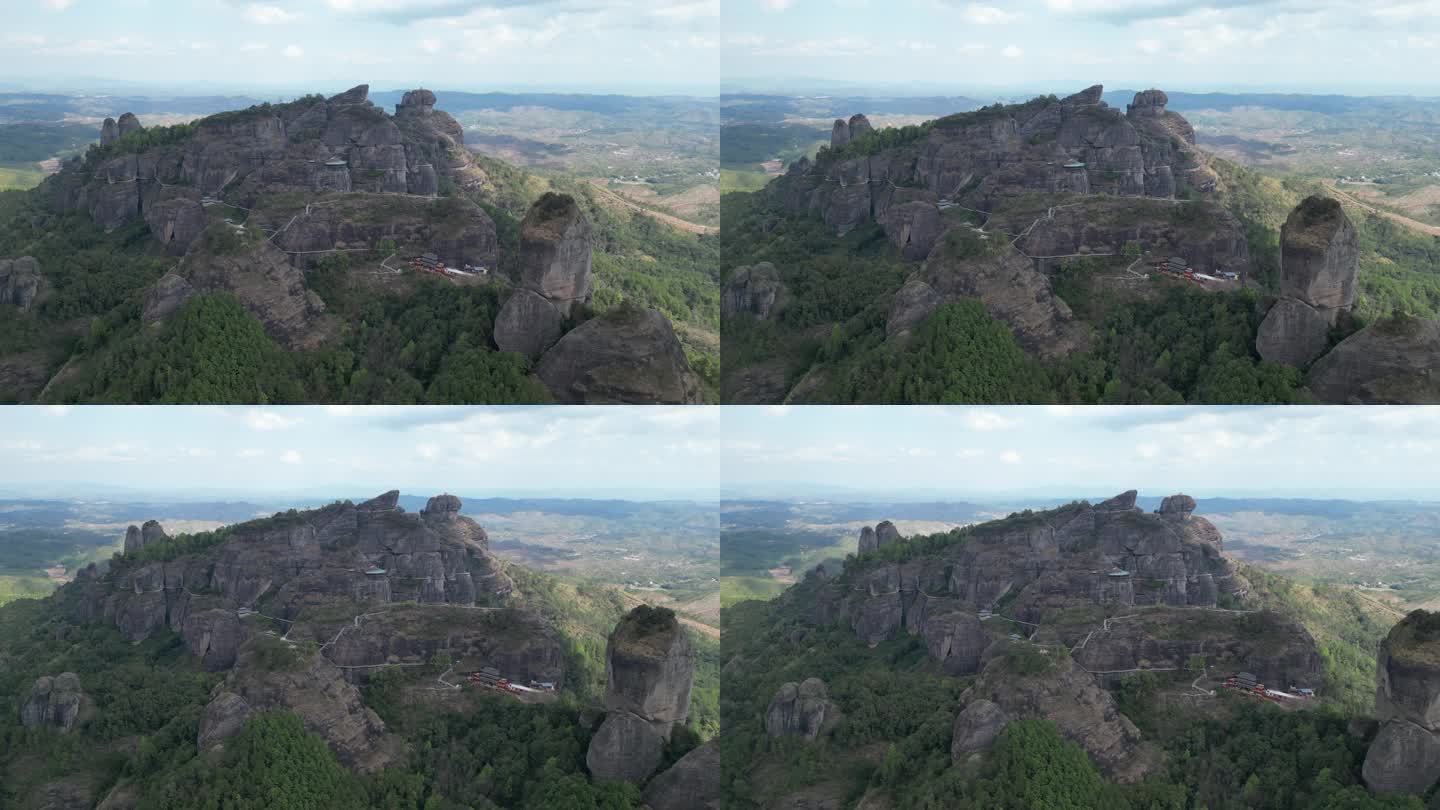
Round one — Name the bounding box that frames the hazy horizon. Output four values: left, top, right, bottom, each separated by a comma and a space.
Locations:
723, 0, 1440, 97
0, 406, 720, 501
721, 406, 1440, 502
3, 0, 718, 96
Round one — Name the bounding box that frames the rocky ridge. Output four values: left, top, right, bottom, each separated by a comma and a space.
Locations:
787, 492, 1321, 779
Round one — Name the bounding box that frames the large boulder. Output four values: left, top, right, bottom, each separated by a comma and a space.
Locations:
875, 521, 901, 547
1306, 316, 1440, 404
1256, 297, 1334, 368
397, 89, 436, 114
100, 118, 118, 146
848, 114, 875, 140
181, 609, 241, 671
830, 119, 851, 150
585, 711, 665, 783
1158, 494, 1196, 521
641, 738, 719, 810
951, 698, 1009, 759
123, 525, 142, 555
879, 199, 943, 261
144, 197, 207, 256
21, 673, 90, 732
603, 605, 693, 739
535, 306, 703, 404
858, 525, 878, 554
519, 193, 593, 317
721, 262, 783, 320
765, 678, 837, 739
1365, 611, 1440, 795
1280, 196, 1357, 310
421, 493, 461, 520
493, 288, 562, 358
116, 112, 142, 137
328, 84, 369, 105
0, 256, 43, 311
141, 519, 168, 546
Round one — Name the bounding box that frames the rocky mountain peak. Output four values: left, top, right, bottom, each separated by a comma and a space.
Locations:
359, 490, 400, 511
397, 88, 437, 114
518, 192, 593, 317
830, 118, 851, 150
848, 113, 874, 138
1364, 611, 1440, 795
587, 605, 695, 783
1064, 84, 1105, 106
116, 112, 142, 137
1157, 493, 1196, 520
329, 84, 370, 105
1127, 89, 1169, 117
99, 117, 118, 146
422, 493, 461, 520
1256, 195, 1359, 368
1098, 490, 1139, 511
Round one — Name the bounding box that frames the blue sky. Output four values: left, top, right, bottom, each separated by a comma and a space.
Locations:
723, 0, 1440, 95
0, 406, 720, 501
722, 406, 1440, 500
2, 0, 718, 94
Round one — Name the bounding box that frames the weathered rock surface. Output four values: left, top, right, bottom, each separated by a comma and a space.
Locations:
875, 521, 901, 547
493, 288, 563, 357
893, 234, 1089, 358
519, 192, 592, 317
274, 194, 497, 273
830, 119, 851, 150
950, 698, 1009, 759
143, 197, 207, 256
200, 640, 398, 770
587, 605, 695, 784
858, 525, 878, 554
1364, 611, 1440, 794
765, 678, 838, 739
141, 519, 168, 546
181, 608, 241, 671
1306, 316, 1440, 404
100, 118, 118, 146
172, 245, 334, 350
20, 673, 90, 732
964, 654, 1158, 781
879, 193, 943, 261
0, 256, 44, 311
1256, 297, 1333, 368
141, 272, 196, 324
1258, 196, 1358, 367
116, 113, 142, 138
536, 306, 703, 404
1157, 494, 1195, 520
848, 114, 875, 140
721, 262, 783, 320
586, 711, 665, 783
641, 738, 719, 810
604, 605, 693, 739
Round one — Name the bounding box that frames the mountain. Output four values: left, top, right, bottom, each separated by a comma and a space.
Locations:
0, 490, 718, 808
0, 84, 715, 404
720, 491, 1412, 808
720, 84, 1440, 405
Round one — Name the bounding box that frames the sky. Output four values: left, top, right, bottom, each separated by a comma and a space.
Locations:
723, 0, 1440, 96
0, 406, 720, 501
722, 405, 1440, 501
1, 0, 718, 95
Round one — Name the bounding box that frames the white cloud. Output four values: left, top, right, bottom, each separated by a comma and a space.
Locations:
245, 3, 298, 24
283, 44, 304, 58
999, 449, 1022, 464
956, 448, 984, 459
964, 4, 1020, 24
1001, 44, 1024, 59
239, 42, 269, 52
964, 410, 1018, 431
1138, 38, 1162, 53
179, 446, 215, 458
244, 409, 299, 431
420, 37, 442, 53
237, 448, 266, 458
43, 0, 72, 10
280, 450, 303, 465
760, 0, 792, 10
417, 443, 439, 461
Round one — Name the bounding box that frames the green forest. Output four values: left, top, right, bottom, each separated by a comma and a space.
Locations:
720, 190, 1311, 404
720, 575, 1419, 810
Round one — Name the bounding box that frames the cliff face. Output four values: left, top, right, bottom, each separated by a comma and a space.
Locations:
1306, 316, 1440, 404
587, 605, 695, 784
1256, 196, 1359, 368
1364, 611, 1440, 795
774, 85, 1214, 243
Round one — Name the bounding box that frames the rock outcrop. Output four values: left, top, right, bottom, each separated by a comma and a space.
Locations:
518, 192, 592, 318
1157, 494, 1195, 520
493, 288, 563, 358
875, 521, 901, 546
830, 114, 874, 149
143, 197, 207, 256
950, 698, 1009, 759
0, 256, 43, 311
587, 605, 694, 784
535, 306, 704, 404
116, 113, 142, 138
1363, 611, 1440, 795
641, 739, 719, 810
100, 118, 118, 146
198, 640, 398, 770
961, 653, 1158, 781
721, 262, 783, 320
20, 673, 91, 733
765, 677, 838, 739
887, 234, 1089, 358
1257, 196, 1358, 368
858, 525, 878, 554
1306, 316, 1440, 404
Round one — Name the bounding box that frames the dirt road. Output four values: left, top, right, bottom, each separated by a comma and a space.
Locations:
586, 180, 718, 235
1323, 181, 1440, 237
